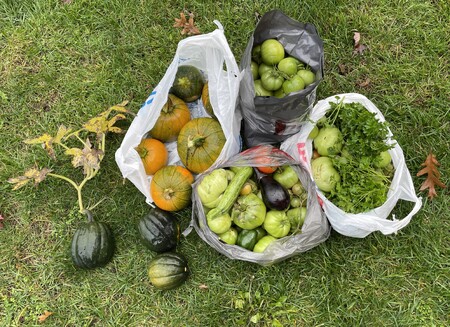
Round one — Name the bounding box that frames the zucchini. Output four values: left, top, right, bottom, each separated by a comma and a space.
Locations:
206, 166, 253, 220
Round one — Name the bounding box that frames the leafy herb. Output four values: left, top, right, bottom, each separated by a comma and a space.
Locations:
317, 99, 395, 213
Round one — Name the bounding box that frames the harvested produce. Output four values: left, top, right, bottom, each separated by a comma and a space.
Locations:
138, 207, 180, 253
150, 165, 194, 211
201, 83, 216, 119
135, 138, 168, 175
71, 210, 115, 269
148, 252, 189, 290
310, 100, 395, 213
171, 65, 204, 102
148, 94, 191, 142
197, 164, 308, 252
177, 117, 225, 174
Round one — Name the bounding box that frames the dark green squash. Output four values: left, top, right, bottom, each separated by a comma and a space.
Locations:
71, 210, 115, 269
138, 207, 180, 253
171, 65, 204, 102
148, 252, 189, 290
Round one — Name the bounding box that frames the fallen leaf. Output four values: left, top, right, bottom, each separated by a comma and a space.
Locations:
0, 214, 4, 229
173, 11, 200, 35
38, 310, 53, 323
199, 284, 208, 290
353, 31, 368, 55
338, 63, 347, 75
417, 151, 446, 199
357, 78, 371, 87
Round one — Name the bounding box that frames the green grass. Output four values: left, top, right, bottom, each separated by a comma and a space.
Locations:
1, 0, 449, 326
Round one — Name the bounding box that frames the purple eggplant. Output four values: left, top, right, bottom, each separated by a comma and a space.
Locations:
254, 168, 290, 211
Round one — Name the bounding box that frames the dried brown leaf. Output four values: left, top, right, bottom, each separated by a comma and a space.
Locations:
8, 167, 53, 190
198, 284, 209, 290
417, 152, 446, 199
0, 213, 4, 229
65, 139, 103, 175
173, 11, 200, 35
353, 31, 368, 55
38, 310, 53, 323
357, 78, 371, 87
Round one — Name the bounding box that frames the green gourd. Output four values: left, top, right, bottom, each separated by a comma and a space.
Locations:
148, 252, 189, 290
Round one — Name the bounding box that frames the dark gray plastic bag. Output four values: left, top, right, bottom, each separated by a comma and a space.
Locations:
239, 10, 324, 147
191, 145, 330, 266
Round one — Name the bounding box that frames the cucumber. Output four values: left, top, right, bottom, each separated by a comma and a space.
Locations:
206, 166, 253, 220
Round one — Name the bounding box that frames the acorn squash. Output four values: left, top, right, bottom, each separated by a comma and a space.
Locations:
148, 252, 189, 290
177, 117, 225, 174
138, 207, 180, 253
171, 65, 204, 102
70, 210, 115, 269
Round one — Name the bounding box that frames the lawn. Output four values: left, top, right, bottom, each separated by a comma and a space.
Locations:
1, 0, 449, 326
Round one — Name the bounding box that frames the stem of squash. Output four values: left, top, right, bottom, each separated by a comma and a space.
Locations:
187, 135, 205, 148
47, 173, 85, 213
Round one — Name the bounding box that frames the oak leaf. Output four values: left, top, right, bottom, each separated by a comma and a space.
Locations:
173, 12, 200, 35
417, 151, 446, 199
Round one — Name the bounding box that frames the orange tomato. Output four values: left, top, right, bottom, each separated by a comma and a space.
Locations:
135, 138, 168, 175
150, 165, 194, 211
257, 166, 278, 174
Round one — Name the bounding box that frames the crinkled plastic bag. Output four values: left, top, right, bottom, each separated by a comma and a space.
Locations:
115, 23, 242, 205
281, 93, 422, 238
192, 145, 330, 266
238, 9, 325, 147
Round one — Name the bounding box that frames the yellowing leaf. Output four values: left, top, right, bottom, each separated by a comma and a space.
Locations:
8, 167, 52, 190
54, 125, 72, 143
38, 310, 53, 323
65, 139, 103, 175
24, 133, 56, 159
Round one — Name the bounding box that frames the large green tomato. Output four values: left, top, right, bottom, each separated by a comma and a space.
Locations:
263, 210, 291, 238
297, 69, 315, 86
261, 71, 284, 91
207, 213, 232, 234
273, 88, 286, 98
260, 39, 285, 65
258, 63, 273, 77
254, 79, 273, 97
197, 169, 229, 208
282, 75, 305, 94
251, 61, 259, 80
232, 193, 266, 230
218, 227, 238, 245
313, 126, 344, 156
277, 57, 299, 76
311, 156, 341, 192
253, 235, 277, 253
273, 166, 299, 189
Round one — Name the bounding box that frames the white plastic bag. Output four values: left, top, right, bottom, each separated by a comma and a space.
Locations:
281, 93, 422, 238
115, 23, 242, 204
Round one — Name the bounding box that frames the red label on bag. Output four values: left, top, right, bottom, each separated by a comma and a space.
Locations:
297, 143, 308, 163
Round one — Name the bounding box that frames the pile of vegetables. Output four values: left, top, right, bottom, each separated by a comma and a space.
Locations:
251, 38, 316, 98
135, 65, 226, 212
197, 164, 308, 253
310, 100, 395, 213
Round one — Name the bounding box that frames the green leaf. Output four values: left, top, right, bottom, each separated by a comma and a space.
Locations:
250, 313, 261, 323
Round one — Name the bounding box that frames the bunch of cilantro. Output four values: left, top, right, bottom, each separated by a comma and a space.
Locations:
319, 100, 395, 213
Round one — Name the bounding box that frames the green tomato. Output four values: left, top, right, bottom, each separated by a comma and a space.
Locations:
273, 166, 299, 189
197, 169, 229, 207
207, 213, 232, 234
282, 75, 305, 94
261, 71, 284, 91
286, 207, 306, 233
277, 57, 299, 76
313, 126, 344, 156
308, 125, 319, 139
273, 88, 286, 98
218, 227, 238, 245
232, 193, 266, 230
251, 44, 262, 64
260, 39, 285, 65
254, 79, 273, 97
236, 229, 258, 250
311, 156, 341, 193
253, 235, 277, 253
374, 151, 392, 168
297, 69, 315, 86
251, 61, 259, 80
258, 63, 273, 77
263, 210, 291, 238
